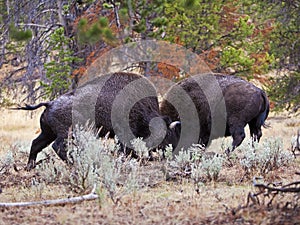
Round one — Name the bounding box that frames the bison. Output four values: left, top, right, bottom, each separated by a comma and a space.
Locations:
160, 73, 269, 153
14, 72, 180, 170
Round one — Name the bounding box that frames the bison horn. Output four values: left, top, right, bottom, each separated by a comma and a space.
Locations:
169, 121, 181, 129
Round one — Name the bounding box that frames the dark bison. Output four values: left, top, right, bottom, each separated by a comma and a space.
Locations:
14, 72, 180, 170
160, 73, 269, 152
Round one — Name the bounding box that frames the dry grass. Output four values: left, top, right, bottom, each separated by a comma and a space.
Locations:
0, 109, 42, 148
207, 111, 299, 154
0, 109, 299, 224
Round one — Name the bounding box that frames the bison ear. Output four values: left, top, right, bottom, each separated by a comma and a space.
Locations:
169, 121, 180, 129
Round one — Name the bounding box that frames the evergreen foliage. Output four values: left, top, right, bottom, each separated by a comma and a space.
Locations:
77, 17, 116, 45
9, 24, 32, 42
0, 0, 299, 110
267, 72, 300, 111
42, 27, 82, 99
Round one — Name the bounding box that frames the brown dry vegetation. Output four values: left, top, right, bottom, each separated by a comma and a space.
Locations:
0, 109, 299, 225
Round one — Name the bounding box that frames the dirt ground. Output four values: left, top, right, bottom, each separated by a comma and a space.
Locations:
0, 109, 299, 225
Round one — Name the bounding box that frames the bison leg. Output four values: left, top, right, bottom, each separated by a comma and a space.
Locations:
118, 141, 139, 159
52, 136, 68, 162
226, 125, 246, 154
248, 120, 262, 144
232, 129, 245, 149
26, 133, 56, 171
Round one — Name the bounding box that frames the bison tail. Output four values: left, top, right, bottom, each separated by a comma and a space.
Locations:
259, 91, 270, 128
10, 102, 49, 111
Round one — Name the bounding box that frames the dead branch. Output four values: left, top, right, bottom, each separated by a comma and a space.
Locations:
0, 185, 98, 208
246, 177, 300, 207
254, 182, 300, 193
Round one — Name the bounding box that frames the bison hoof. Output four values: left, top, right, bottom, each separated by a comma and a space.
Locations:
25, 160, 36, 171
225, 148, 231, 156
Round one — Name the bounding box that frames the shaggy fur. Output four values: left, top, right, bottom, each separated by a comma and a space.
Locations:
160, 73, 269, 151
15, 72, 180, 170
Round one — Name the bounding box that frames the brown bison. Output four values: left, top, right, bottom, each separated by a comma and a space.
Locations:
14, 72, 180, 170
160, 73, 269, 153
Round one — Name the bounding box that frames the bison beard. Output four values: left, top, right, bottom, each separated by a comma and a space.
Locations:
160, 73, 270, 153
13, 72, 180, 170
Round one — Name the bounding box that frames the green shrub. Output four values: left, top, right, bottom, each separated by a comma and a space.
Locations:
131, 137, 149, 159
198, 154, 224, 181
191, 154, 224, 184
0, 150, 14, 174
34, 124, 145, 204
161, 144, 223, 183
37, 125, 120, 191
0, 142, 30, 174
239, 138, 294, 176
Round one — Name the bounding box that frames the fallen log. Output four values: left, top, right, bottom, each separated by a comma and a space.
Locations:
0, 185, 98, 208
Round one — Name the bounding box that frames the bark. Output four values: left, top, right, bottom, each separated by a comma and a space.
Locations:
0, 185, 99, 208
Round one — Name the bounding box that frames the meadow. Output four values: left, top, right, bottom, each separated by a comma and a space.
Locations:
0, 108, 299, 224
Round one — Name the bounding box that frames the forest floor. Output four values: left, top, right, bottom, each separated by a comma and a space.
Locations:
0, 108, 299, 225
